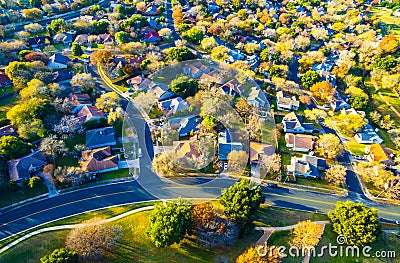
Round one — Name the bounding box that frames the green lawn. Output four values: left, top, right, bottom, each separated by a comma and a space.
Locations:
99, 169, 130, 181
254, 204, 328, 227
0, 179, 48, 209
1, 210, 262, 263
296, 177, 343, 191
56, 155, 79, 167
346, 142, 366, 156
64, 133, 86, 150
267, 231, 303, 263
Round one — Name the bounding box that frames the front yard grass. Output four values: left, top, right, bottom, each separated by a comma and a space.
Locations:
99, 169, 130, 181
346, 142, 366, 156
296, 177, 343, 191
56, 155, 79, 167
0, 179, 48, 209
254, 204, 328, 227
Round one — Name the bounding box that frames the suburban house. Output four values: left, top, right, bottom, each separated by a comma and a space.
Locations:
365, 144, 394, 166
143, 31, 161, 42
97, 33, 114, 46
127, 75, 144, 88
86, 126, 117, 149
74, 34, 89, 45
173, 141, 201, 164
77, 105, 105, 123
26, 36, 50, 48
219, 142, 243, 161
247, 86, 267, 108
183, 62, 211, 78
168, 116, 202, 137
8, 151, 47, 181
282, 112, 314, 134
80, 146, 119, 174
158, 97, 189, 115
199, 70, 225, 85
53, 32, 74, 45
0, 125, 18, 138
220, 79, 245, 96
286, 154, 328, 178
148, 83, 174, 101
285, 133, 317, 152
47, 53, 70, 70
355, 124, 383, 144
68, 93, 92, 114
0, 71, 12, 87
276, 91, 299, 111
330, 98, 350, 111
52, 70, 73, 84
249, 142, 274, 164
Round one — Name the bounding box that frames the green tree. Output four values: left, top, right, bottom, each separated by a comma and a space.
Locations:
147, 199, 193, 247
325, 112, 367, 137
328, 201, 380, 246
316, 134, 343, 159
40, 248, 78, 263
96, 92, 121, 113
47, 18, 67, 33
166, 47, 196, 61
169, 75, 199, 98
115, 31, 130, 46
183, 27, 204, 44
201, 115, 216, 132
373, 56, 398, 71
71, 42, 83, 57
220, 179, 264, 235
92, 20, 109, 34
300, 70, 320, 90
0, 136, 29, 159
28, 176, 41, 188
29, 0, 41, 7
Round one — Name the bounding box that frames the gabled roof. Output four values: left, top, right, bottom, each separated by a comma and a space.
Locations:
86, 126, 116, 149
0, 71, 11, 85
219, 142, 243, 161
77, 105, 104, 123
250, 142, 274, 163
8, 151, 47, 181
367, 144, 394, 164
285, 133, 317, 150
50, 53, 70, 65
68, 93, 91, 106
81, 146, 118, 173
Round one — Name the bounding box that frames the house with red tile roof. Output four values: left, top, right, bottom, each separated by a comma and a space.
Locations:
365, 144, 394, 166
285, 133, 317, 152
80, 146, 119, 174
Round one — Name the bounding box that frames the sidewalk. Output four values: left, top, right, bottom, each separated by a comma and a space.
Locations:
0, 205, 154, 254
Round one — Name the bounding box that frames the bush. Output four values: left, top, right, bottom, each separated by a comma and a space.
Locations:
40, 248, 78, 263
28, 176, 41, 188
7, 180, 19, 191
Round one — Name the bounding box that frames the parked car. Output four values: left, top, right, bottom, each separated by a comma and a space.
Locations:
266, 183, 278, 188
138, 148, 143, 158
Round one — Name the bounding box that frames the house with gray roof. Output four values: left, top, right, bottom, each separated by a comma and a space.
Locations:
168, 116, 201, 137
286, 154, 327, 178
8, 151, 47, 181
219, 142, 243, 161
282, 112, 314, 134
47, 53, 70, 70
355, 123, 383, 144
86, 126, 116, 149
277, 91, 299, 111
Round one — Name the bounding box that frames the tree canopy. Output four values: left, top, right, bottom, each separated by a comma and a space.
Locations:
147, 199, 193, 247
169, 75, 199, 98
328, 201, 380, 246
220, 179, 264, 235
